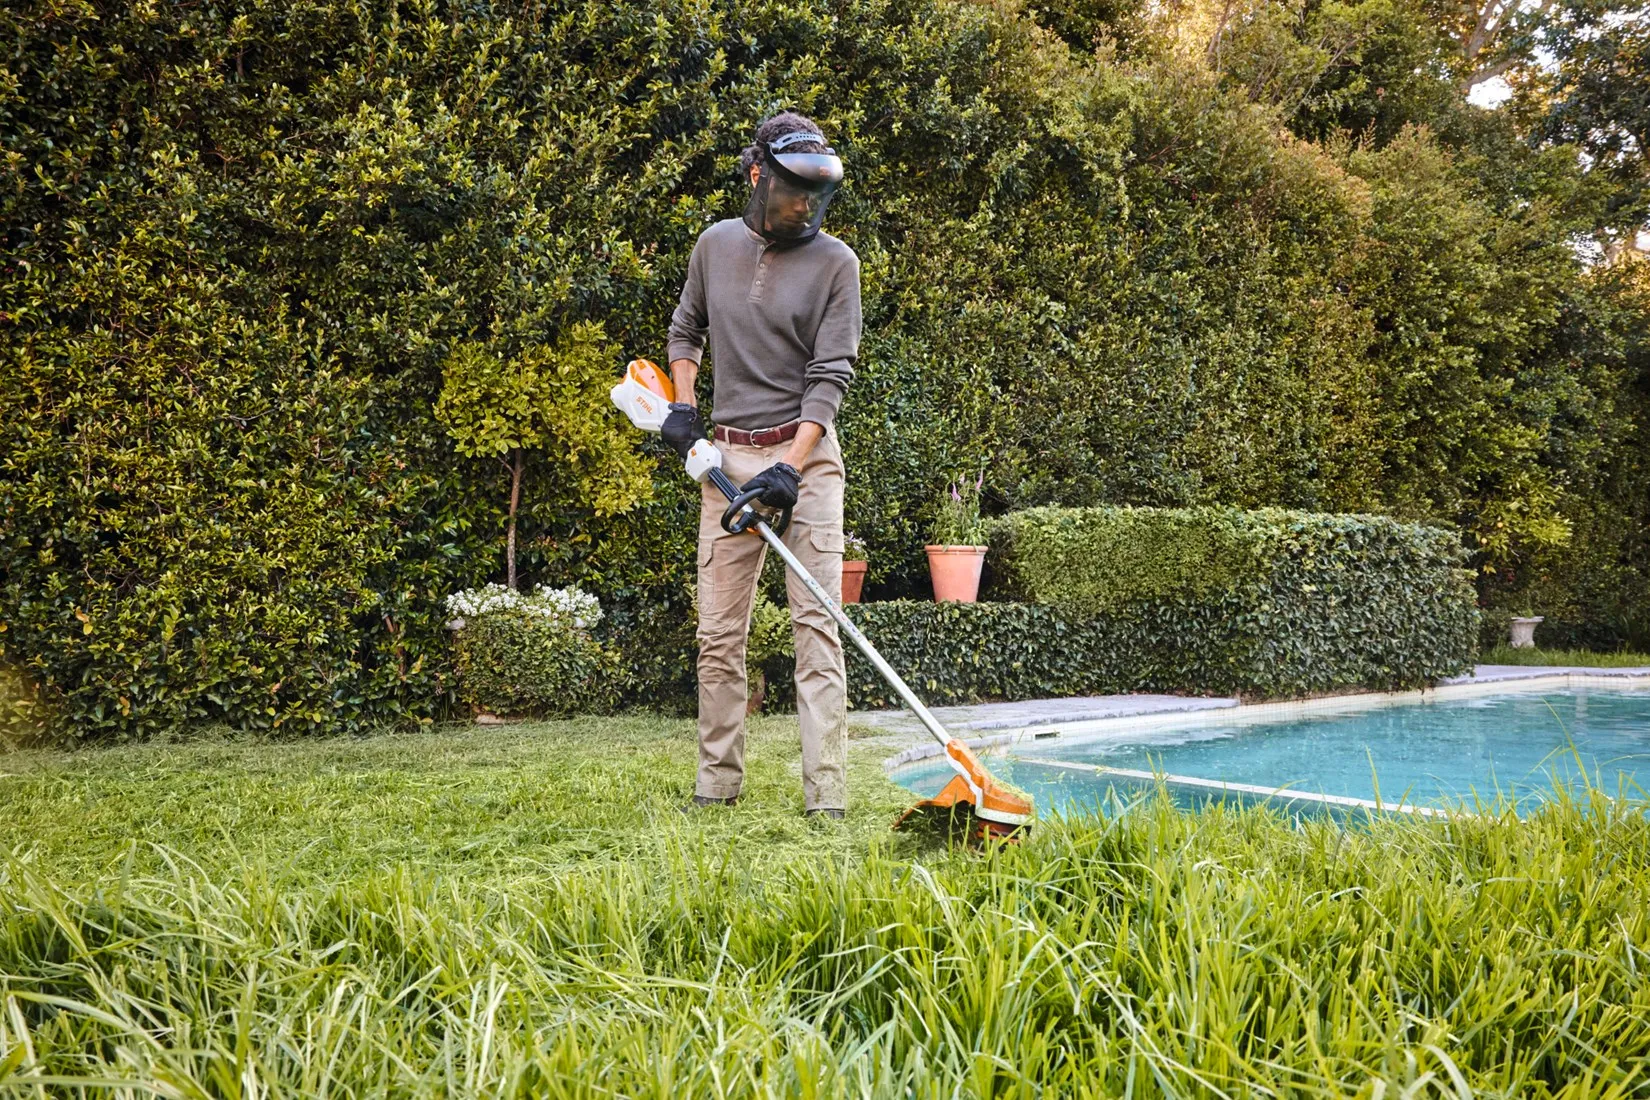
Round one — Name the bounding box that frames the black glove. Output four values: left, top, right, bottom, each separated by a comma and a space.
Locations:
659, 402, 704, 459
740, 462, 802, 509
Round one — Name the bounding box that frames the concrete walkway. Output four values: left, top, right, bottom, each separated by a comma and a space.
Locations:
849, 693, 1239, 738
848, 663, 1650, 743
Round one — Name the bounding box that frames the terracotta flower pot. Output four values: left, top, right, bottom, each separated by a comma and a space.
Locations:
925, 545, 988, 602
841, 560, 869, 603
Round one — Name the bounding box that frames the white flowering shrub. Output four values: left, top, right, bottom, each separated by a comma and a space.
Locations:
446, 584, 602, 632
447, 584, 617, 718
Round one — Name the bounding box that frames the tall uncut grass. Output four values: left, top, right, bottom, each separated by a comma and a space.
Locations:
4, 798, 1649, 1096
4, 717, 1650, 1096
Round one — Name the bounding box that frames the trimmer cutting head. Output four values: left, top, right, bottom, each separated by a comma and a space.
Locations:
894, 739, 1033, 844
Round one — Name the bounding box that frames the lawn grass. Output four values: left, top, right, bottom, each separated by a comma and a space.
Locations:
3, 713, 1650, 1096
1482, 644, 1650, 668
0, 715, 916, 884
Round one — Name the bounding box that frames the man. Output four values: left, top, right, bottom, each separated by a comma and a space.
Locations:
661, 111, 862, 819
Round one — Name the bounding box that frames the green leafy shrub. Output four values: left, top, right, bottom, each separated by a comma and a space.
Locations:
448, 586, 620, 718
1, 0, 1641, 738
0, 664, 47, 750
928, 474, 989, 547
833, 507, 1478, 706
842, 601, 1103, 707
984, 506, 1269, 615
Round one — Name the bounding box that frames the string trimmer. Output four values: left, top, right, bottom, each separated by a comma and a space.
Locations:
612, 359, 1033, 842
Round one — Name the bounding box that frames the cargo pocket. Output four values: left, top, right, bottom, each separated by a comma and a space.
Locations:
694, 538, 717, 638
696, 537, 717, 599
809, 526, 845, 555
807, 525, 846, 603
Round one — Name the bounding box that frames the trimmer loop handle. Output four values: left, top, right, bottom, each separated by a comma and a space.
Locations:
717, 478, 792, 538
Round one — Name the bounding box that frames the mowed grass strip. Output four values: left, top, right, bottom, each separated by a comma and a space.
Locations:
1481, 645, 1650, 668
0, 716, 918, 883
2, 716, 1648, 1097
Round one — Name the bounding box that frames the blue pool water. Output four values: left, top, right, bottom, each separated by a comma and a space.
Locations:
890, 688, 1650, 817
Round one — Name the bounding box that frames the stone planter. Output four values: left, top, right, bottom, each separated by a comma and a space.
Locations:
1509, 616, 1544, 649
841, 560, 868, 604
925, 545, 988, 602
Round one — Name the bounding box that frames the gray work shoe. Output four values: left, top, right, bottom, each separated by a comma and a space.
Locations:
805, 808, 846, 820
681, 794, 738, 813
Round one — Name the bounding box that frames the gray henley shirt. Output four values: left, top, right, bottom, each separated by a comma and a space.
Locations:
666, 218, 861, 431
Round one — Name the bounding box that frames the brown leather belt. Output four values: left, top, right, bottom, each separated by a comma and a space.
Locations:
714, 419, 802, 447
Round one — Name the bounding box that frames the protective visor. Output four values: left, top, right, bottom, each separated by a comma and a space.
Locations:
743, 131, 844, 245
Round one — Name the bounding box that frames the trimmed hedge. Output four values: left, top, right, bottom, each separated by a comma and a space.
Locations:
984, 506, 1271, 615
840, 601, 1101, 709
833, 507, 1478, 706
452, 617, 621, 719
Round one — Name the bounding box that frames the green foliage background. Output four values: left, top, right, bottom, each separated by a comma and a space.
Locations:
2, 0, 1646, 738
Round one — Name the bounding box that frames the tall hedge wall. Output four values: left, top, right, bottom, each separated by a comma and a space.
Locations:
0, 0, 1640, 739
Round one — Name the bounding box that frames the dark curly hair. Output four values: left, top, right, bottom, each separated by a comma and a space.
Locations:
740, 111, 827, 178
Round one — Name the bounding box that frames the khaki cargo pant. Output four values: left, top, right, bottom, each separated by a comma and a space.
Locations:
695, 424, 847, 811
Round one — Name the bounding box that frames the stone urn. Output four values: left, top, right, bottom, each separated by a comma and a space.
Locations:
1509, 615, 1544, 649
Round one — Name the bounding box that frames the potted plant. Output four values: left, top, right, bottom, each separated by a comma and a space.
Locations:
925, 473, 988, 603
841, 532, 869, 604
1509, 608, 1544, 649
444, 583, 617, 723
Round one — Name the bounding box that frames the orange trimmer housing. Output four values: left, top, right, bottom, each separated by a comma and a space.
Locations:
628, 358, 674, 401
894, 738, 1033, 843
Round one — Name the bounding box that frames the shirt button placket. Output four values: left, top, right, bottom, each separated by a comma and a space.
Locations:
750, 243, 770, 303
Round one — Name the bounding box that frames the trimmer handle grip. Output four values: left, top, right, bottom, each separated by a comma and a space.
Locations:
715, 475, 792, 538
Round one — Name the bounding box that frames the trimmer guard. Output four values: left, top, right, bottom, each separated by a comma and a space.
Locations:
894, 738, 1032, 842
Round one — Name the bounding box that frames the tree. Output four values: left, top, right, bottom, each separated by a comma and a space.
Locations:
1446, 0, 1557, 91
1523, 0, 1650, 249
435, 323, 651, 590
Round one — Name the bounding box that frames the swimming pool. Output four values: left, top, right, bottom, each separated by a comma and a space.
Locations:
888, 684, 1650, 817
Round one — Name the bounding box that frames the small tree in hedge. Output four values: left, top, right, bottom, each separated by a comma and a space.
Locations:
436, 322, 651, 589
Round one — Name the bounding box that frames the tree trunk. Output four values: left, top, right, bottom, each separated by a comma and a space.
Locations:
506, 447, 524, 590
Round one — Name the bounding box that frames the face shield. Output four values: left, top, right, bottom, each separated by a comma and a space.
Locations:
743, 130, 844, 246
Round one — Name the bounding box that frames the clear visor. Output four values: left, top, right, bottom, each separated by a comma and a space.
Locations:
759, 173, 836, 238
745, 143, 844, 243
